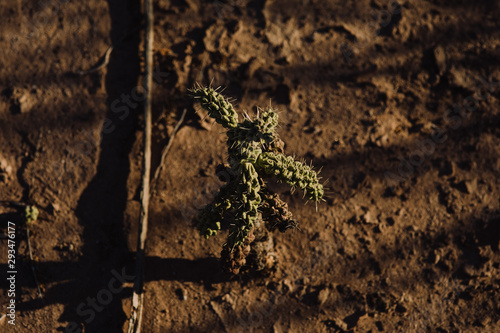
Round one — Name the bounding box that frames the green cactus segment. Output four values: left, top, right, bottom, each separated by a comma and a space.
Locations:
25, 205, 39, 225
227, 141, 262, 170
226, 109, 280, 169
256, 152, 324, 202
190, 86, 239, 129
197, 204, 222, 238
257, 109, 279, 134
237, 109, 278, 140
227, 109, 279, 149
228, 162, 261, 247
197, 183, 234, 238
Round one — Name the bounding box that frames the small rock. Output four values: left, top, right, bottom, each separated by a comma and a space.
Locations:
449, 66, 475, 90
433, 45, 446, 74
282, 279, 294, 293
362, 211, 378, 224
373, 134, 389, 147
462, 264, 478, 277
175, 288, 187, 301
49, 202, 61, 214
11, 87, 35, 114
55, 242, 74, 252
317, 288, 329, 306
221, 293, 234, 306
0, 158, 12, 177
273, 322, 284, 333
203, 24, 229, 53
433, 254, 441, 264
265, 23, 285, 47
453, 179, 476, 194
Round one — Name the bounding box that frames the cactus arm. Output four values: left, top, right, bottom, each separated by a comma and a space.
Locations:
190, 86, 239, 129
196, 183, 234, 238
255, 152, 324, 202
227, 162, 261, 248
197, 204, 222, 238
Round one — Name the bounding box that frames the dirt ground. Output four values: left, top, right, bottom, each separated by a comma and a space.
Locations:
1, 0, 500, 332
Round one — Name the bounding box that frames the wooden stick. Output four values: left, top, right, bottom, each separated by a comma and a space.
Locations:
151, 108, 187, 194
127, 0, 153, 332
26, 225, 43, 302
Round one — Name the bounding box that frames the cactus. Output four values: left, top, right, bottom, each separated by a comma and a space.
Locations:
25, 205, 39, 225
190, 86, 324, 273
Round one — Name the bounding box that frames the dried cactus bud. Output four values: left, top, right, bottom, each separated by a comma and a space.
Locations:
263, 135, 285, 154
221, 230, 255, 274
247, 232, 275, 272
260, 190, 297, 232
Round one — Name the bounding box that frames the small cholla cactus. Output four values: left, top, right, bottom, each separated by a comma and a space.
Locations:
25, 205, 39, 225
190, 85, 324, 273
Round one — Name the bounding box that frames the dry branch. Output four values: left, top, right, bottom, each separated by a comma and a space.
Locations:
127, 0, 153, 332
151, 108, 187, 194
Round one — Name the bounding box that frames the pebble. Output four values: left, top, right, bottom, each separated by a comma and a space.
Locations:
49, 202, 61, 214
316, 287, 329, 306
282, 279, 294, 293
362, 211, 378, 224
452, 179, 476, 194
175, 288, 187, 301
433, 45, 446, 74
0, 158, 12, 178
221, 293, 234, 306
265, 23, 285, 47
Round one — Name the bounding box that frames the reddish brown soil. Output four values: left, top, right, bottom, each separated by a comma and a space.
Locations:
1, 0, 500, 332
